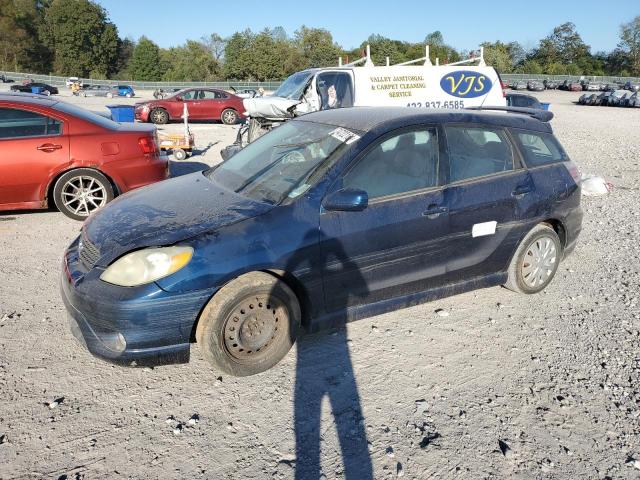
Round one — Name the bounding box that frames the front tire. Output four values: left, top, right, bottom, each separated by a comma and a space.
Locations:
150, 108, 169, 125
504, 224, 562, 294
53, 169, 115, 221
196, 272, 300, 376
220, 108, 238, 125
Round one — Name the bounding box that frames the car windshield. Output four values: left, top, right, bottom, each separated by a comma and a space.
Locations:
273, 71, 314, 100
52, 101, 119, 130
205, 121, 359, 204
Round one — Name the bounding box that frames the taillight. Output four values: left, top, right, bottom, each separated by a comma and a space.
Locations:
138, 136, 157, 154
565, 161, 581, 183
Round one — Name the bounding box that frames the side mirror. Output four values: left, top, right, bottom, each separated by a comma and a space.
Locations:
323, 188, 368, 212
176, 96, 183, 101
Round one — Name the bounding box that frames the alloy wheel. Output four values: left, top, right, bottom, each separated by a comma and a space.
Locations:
60, 176, 107, 217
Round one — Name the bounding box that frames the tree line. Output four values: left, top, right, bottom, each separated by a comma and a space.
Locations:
1, 0, 639, 81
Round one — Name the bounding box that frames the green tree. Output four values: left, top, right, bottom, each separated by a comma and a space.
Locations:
424, 32, 460, 64
114, 36, 134, 78
0, 0, 50, 72
162, 40, 219, 81
128, 36, 164, 81
39, 0, 118, 76
618, 16, 640, 75
223, 29, 256, 80
529, 22, 592, 73
481, 41, 526, 73
294, 26, 341, 68
364, 34, 408, 65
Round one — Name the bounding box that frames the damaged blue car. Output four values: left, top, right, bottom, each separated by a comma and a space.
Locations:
61, 107, 583, 376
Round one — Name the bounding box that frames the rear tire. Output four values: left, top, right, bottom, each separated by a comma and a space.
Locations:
53, 169, 115, 221
150, 108, 169, 125
196, 272, 300, 376
504, 224, 562, 294
221, 108, 238, 125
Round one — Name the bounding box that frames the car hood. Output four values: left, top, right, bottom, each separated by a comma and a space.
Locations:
242, 96, 300, 119
84, 172, 275, 266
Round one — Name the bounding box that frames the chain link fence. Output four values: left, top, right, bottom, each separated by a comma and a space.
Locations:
0, 70, 283, 91
501, 73, 640, 84
3, 70, 639, 91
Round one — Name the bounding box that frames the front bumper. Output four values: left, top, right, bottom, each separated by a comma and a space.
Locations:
61, 238, 215, 366
134, 107, 150, 122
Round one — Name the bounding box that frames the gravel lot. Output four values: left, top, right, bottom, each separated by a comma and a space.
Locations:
1, 88, 639, 479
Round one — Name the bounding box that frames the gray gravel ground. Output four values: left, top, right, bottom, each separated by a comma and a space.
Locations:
0, 88, 639, 479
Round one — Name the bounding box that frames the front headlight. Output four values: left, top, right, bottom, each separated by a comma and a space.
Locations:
100, 246, 193, 287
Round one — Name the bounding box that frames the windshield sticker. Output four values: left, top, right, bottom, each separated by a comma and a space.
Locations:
329, 127, 360, 145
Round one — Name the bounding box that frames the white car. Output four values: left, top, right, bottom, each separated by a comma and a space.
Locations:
66, 77, 83, 88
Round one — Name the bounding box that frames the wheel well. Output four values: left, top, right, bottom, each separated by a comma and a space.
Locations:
188, 268, 312, 343
541, 219, 566, 248
45, 168, 119, 209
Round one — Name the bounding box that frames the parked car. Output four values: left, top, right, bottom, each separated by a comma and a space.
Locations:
623, 81, 640, 92
625, 92, 640, 107
61, 106, 583, 375
10, 82, 59, 95
527, 81, 545, 92
135, 88, 245, 125
0, 92, 168, 220
608, 89, 631, 106
582, 82, 600, 91
543, 79, 558, 89
152, 88, 183, 99
578, 93, 598, 105
568, 83, 582, 92
114, 85, 135, 98
507, 93, 543, 109
81, 85, 113, 97
512, 81, 528, 90
558, 80, 571, 91
66, 77, 83, 88
592, 92, 612, 106
1, 74, 15, 83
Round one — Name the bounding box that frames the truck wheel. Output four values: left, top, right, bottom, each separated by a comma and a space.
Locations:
173, 148, 187, 161
221, 108, 238, 125
196, 272, 300, 376
504, 224, 562, 294
53, 169, 114, 221
150, 108, 169, 125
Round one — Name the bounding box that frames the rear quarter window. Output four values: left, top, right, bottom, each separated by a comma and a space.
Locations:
514, 130, 568, 168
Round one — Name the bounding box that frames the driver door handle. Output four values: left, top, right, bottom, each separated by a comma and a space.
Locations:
422, 204, 448, 219
37, 143, 62, 152
512, 184, 533, 198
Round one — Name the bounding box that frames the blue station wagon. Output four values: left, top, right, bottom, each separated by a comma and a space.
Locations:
61, 107, 583, 376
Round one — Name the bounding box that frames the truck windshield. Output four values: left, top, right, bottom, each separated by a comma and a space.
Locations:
206, 121, 359, 205
273, 71, 314, 100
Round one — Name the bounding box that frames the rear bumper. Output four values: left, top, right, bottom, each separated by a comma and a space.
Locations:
60, 238, 214, 366
562, 206, 583, 258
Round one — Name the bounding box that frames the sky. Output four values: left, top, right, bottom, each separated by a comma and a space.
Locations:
96, 0, 636, 54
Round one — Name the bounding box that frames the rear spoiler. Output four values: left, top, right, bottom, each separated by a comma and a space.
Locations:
466, 106, 554, 122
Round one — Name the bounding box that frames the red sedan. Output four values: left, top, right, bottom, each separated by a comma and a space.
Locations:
135, 88, 244, 125
0, 93, 168, 220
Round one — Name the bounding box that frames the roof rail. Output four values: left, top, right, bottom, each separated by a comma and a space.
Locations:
465, 106, 554, 122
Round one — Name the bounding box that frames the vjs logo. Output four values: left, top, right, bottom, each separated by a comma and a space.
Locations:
440, 71, 492, 98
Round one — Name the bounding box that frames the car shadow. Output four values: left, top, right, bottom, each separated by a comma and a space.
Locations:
276, 230, 374, 479
169, 160, 210, 178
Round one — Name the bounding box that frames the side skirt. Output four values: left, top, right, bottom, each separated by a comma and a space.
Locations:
307, 272, 507, 333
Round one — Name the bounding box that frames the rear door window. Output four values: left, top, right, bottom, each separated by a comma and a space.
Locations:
444, 126, 514, 183
514, 130, 568, 167
0, 107, 62, 139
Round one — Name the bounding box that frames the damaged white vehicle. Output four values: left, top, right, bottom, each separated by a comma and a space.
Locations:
237, 45, 506, 149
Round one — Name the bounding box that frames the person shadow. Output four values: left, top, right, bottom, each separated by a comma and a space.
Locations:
279, 230, 374, 479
